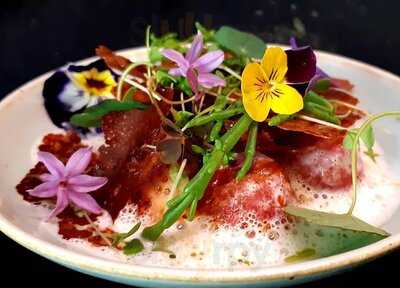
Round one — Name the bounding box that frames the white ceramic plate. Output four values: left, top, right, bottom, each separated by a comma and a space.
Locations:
0, 47, 400, 287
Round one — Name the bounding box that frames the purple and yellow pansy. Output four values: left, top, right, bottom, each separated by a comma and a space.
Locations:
43, 59, 117, 130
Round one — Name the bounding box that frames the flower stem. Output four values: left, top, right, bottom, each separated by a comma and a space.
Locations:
347, 111, 400, 215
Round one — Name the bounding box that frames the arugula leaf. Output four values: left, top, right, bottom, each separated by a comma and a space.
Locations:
70, 100, 148, 128
156, 70, 177, 86
284, 205, 389, 236
112, 222, 141, 247
176, 77, 193, 96
123, 238, 144, 255
195, 22, 215, 42
312, 79, 331, 93
171, 110, 194, 128
214, 26, 266, 59
191, 144, 206, 155
343, 125, 377, 161
268, 114, 295, 126
149, 32, 186, 64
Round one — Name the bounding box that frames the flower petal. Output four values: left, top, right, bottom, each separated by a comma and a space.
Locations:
305, 73, 324, 95
241, 63, 271, 122
161, 49, 189, 74
46, 188, 69, 220
168, 68, 184, 77
38, 151, 65, 178
68, 174, 108, 192
28, 181, 59, 198
289, 37, 298, 49
65, 148, 92, 176
289, 37, 329, 79
269, 83, 304, 115
186, 68, 199, 94
39, 173, 57, 182
285, 46, 316, 83
192, 50, 224, 73
68, 192, 102, 214
185, 33, 203, 63
261, 47, 288, 83
198, 73, 226, 88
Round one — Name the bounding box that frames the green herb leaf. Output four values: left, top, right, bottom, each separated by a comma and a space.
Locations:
123, 238, 144, 255
70, 100, 148, 128
122, 87, 136, 102
284, 248, 316, 263
214, 26, 266, 59
304, 91, 333, 111
312, 79, 331, 93
156, 70, 177, 86
343, 125, 377, 161
112, 222, 141, 247
195, 22, 215, 42
268, 114, 295, 126
191, 144, 206, 155
176, 77, 193, 96
149, 32, 185, 64
171, 110, 194, 128
284, 205, 389, 236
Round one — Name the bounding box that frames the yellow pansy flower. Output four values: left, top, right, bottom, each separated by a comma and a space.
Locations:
71, 68, 117, 97
241, 47, 304, 122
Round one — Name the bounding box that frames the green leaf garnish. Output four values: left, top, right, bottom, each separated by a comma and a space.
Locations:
149, 32, 185, 64
284, 206, 389, 236
70, 100, 148, 128
122, 87, 136, 102
191, 144, 206, 155
156, 70, 177, 86
171, 110, 194, 128
176, 77, 193, 96
312, 79, 331, 93
195, 22, 215, 42
268, 114, 295, 126
214, 26, 266, 59
303, 91, 340, 124
343, 125, 377, 162
284, 248, 316, 263
112, 222, 141, 247
123, 238, 144, 255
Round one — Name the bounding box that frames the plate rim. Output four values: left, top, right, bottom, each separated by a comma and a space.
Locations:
1, 46, 400, 284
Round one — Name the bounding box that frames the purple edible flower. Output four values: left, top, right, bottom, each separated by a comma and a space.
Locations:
288, 37, 332, 93
161, 33, 225, 94
28, 148, 107, 220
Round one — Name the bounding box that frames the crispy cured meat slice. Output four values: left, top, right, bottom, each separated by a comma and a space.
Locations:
95, 45, 147, 79
278, 88, 362, 138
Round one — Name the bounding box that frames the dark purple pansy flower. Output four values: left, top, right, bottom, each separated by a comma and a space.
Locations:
285, 44, 317, 83
43, 59, 117, 132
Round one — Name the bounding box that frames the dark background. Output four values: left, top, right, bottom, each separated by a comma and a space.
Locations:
1, 0, 399, 287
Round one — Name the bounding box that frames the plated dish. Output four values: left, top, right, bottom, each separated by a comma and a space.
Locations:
1, 24, 400, 287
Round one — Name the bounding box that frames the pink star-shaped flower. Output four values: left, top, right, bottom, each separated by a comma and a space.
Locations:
161, 32, 226, 94
28, 148, 107, 220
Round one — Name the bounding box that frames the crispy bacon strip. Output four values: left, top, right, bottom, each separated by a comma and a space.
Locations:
278, 118, 345, 139
95, 45, 147, 79
277, 88, 362, 137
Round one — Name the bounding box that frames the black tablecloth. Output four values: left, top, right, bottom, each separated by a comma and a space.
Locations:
1, 1, 399, 287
